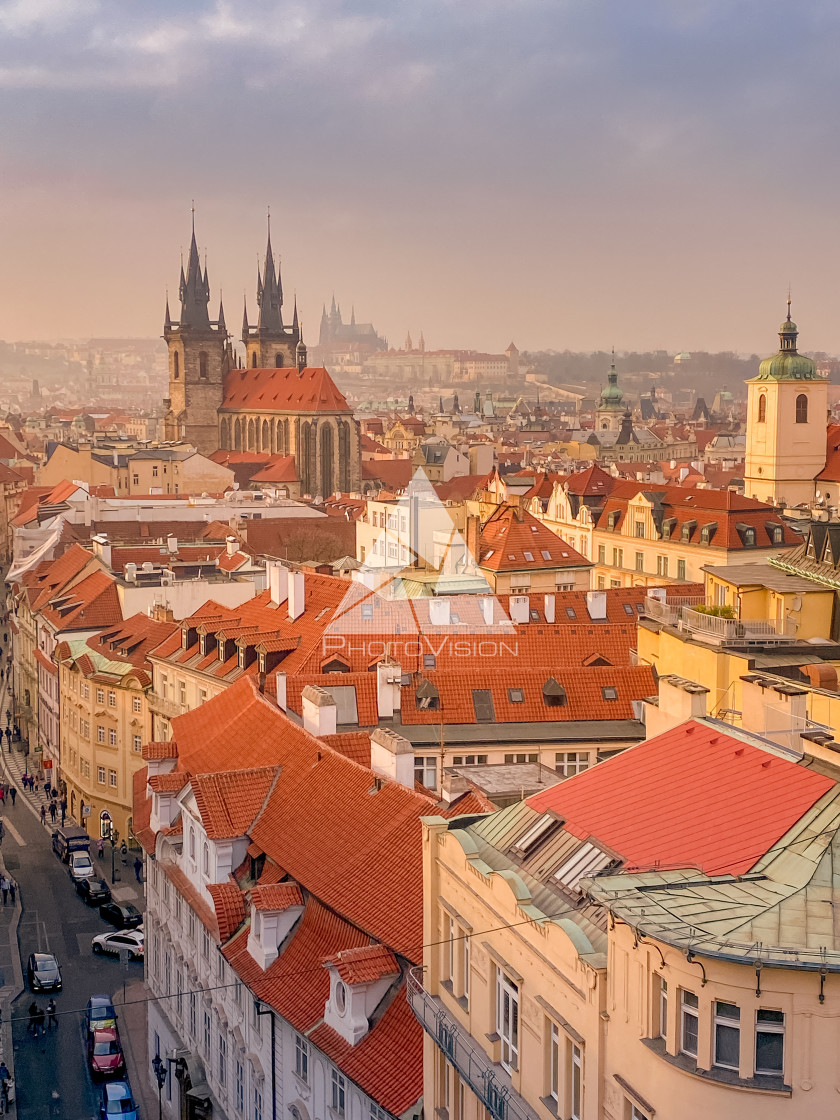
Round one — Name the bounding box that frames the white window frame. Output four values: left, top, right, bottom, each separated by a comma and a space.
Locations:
713, 1001, 740, 1071
755, 1009, 785, 1077
681, 990, 699, 1057
295, 1034, 309, 1083
659, 975, 668, 1040
331, 1069, 347, 1116
496, 970, 519, 1073
549, 1022, 559, 1104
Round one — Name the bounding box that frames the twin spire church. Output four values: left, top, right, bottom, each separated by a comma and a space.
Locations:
162, 218, 361, 497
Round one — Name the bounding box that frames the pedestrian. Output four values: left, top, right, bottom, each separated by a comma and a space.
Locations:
39, 805, 46, 826
0, 1060, 9, 1115
46, 998, 57, 1030
33, 778, 38, 794
9, 787, 15, 806
97, 838, 104, 858
35, 1006, 45, 1039
49, 801, 56, 823
134, 856, 143, 883
27, 1001, 38, 1035
1, 877, 9, 906
9, 879, 16, 904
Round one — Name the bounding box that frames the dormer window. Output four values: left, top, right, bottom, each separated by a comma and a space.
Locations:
199, 634, 207, 657
238, 646, 246, 670
181, 627, 189, 650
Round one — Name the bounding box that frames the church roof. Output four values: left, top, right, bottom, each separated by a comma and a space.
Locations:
220, 367, 351, 414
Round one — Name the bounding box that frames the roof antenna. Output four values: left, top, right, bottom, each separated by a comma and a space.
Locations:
787, 283, 792, 322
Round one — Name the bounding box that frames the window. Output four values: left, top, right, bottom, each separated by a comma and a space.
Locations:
295, 1034, 309, 1083
370, 1106, 390, 1120
132, 473, 139, 486
451, 754, 487, 766
508, 688, 524, 703
541, 549, 552, 560
462, 928, 470, 1001
133, 735, 142, 753
179, 680, 187, 705
601, 686, 618, 701
635, 520, 644, 538
597, 576, 605, 590
504, 753, 538, 763
109, 769, 117, 788
331, 1069, 347, 1116
630, 1108, 650, 1120
96, 688, 105, 704
152, 465, 159, 478
442, 912, 454, 983
496, 970, 519, 1072
713, 1001, 740, 1070
189, 992, 197, 1038
549, 1022, 560, 1104
701, 524, 713, 544
107, 690, 116, 707
758, 393, 766, 422
677, 559, 686, 581
658, 976, 668, 1039
217, 1033, 226, 1087
203, 842, 209, 877
173, 352, 180, 379
755, 1009, 784, 1076
681, 990, 699, 1057
795, 393, 808, 424
613, 548, 623, 568
570, 1042, 583, 1120
556, 751, 589, 776
565, 607, 576, 619
253, 1084, 263, 1120
97, 766, 106, 784
235, 1059, 245, 1112
742, 527, 756, 547
81, 682, 89, 699
414, 756, 437, 789
133, 697, 141, 713
97, 724, 105, 743
199, 351, 209, 380
202, 1009, 211, 1055
108, 728, 117, 746
423, 654, 436, 669
656, 555, 668, 577
472, 689, 495, 722
597, 545, 606, 564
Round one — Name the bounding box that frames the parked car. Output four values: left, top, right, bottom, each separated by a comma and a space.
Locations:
26, 953, 62, 992
51, 824, 90, 862
68, 851, 95, 882
87, 1028, 125, 1079
85, 995, 117, 1034
100, 1081, 138, 1120
91, 928, 144, 961
76, 877, 112, 906
98, 902, 143, 930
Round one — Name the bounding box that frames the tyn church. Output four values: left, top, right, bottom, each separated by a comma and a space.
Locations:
162, 219, 361, 497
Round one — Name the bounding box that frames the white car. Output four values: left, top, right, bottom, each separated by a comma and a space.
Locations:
91, 928, 145, 961
68, 851, 94, 882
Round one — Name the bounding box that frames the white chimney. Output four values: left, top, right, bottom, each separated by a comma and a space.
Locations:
92, 533, 112, 569
429, 598, 451, 626
370, 727, 414, 788
167, 535, 178, 554
544, 594, 556, 624
586, 590, 607, 620
376, 660, 401, 719
124, 563, 137, 584
509, 596, 529, 624
302, 686, 337, 737
267, 561, 288, 607
275, 672, 287, 712
226, 535, 238, 557
480, 597, 495, 626
288, 570, 305, 620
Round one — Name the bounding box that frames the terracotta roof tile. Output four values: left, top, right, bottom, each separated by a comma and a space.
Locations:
142, 741, 179, 760
207, 882, 246, 942
191, 768, 276, 839
249, 883, 303, 911
326, 944, 399, 985
148, 772, 189, 794
221, 367, 350, 413
479, 504, 590, 572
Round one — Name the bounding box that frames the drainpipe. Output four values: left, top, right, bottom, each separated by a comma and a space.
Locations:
254, 1001, 277, 1120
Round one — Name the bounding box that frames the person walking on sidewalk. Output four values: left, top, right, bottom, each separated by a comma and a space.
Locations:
27, 1002, 38, 1035
1, 877, 9, 906
134, 857, 143, 883
97, 838, 104, 859
35, 1006, 45, 1039
8, 787, 15, 806
49, 800, 56, 823
39, 805, 46, 827
46, 998, 57, 1030
9, 878, 16, 904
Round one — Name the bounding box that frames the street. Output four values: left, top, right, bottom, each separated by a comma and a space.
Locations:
3, 785, 144, 1119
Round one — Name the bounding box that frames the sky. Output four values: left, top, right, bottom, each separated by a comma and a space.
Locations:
2, 0, 840, 354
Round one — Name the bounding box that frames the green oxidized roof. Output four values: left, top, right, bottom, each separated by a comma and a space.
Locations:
751, 302, 820, 382
599, 359, 624, 408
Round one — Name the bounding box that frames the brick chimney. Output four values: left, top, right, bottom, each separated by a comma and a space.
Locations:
302, 686, 337, 736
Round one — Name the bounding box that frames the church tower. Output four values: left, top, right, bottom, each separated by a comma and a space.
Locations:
596, 351, 625, 431
241, 217, 300, 369
162, 217, 232, 454
744, 301, 827, 506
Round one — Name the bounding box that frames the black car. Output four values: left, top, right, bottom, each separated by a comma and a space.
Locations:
76, 878, 112, 906
27, 952, 62, 992
98, 902, 143, 930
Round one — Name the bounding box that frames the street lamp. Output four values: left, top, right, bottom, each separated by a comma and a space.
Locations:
152, 1052, 167, 1120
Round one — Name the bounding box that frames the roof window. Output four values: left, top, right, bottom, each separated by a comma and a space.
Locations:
508, 688, 525, 703
543, 677, 567, 707
601, 686, 618, 700
541, 550, 552, 560
553, 841, 614, 892
511, 815, 563, 856
524, 551, 535, 563
472, 689, 495, 723
565, 607, 576, 619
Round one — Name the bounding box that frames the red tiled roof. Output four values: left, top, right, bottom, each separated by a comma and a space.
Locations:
563, 464, 618, 497
221, 367, 350, 413
818, 425, 840, 482
207, 882, 246, 942
326, 944, 399, 985
433, 473, 492, 502
527, 719, 836, 876
39, 568, 122, 630
34, 648, 57, 675
191, 768, 276, 839
142, 741, 178, 760
362, 459, 414, 490
440, 788, 496, 817
250, 455, 298, 484
320, 732, 372, 766
478, 504, 590, 572
148, 772, 188, 794
249, 883, 303, 912
87, 613, 178, 671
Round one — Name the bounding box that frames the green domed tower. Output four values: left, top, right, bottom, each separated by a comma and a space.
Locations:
744, 300, 827, 506
597, 351, 625, 431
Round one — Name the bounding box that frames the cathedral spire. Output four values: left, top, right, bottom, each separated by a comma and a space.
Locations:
241, 296, 249, 343
256, 211, 283, 332
218, 295, 226, 333
178, 213, 211, 330
164, 292, 171, 331
292, 295, 299, 331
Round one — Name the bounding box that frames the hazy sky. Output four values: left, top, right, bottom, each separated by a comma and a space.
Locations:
2, 0, 840, 354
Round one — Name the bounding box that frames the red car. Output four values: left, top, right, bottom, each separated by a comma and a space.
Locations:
87, 1028, 125, 1079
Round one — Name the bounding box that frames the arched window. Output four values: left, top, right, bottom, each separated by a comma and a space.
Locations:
199, 351, 208, 380
251, 351, 257, 369
202, 841, 209, 876
796, 394, 808, 424
173, 352, 180, 380
757, 393, 766, 423
274, 353, 284, 368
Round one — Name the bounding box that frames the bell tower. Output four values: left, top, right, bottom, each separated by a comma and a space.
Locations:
162, 214, 232, 455
241, 215, 300, 369
744, 301, 827, 506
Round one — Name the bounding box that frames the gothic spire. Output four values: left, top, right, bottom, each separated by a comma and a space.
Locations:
242, 296, 249, 343
164, 293, 171, 331
256, 212, 283, 332
218, 296, 226, 333
178, 215, 211, 330
292, 296, 299, 331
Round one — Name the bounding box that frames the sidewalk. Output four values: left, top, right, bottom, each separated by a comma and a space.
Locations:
116, 978, 159, 1120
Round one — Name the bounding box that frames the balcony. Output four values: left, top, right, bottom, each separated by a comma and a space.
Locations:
407, 969, 539, 1120
643, 597, 797, 646
147, 692, 187, 719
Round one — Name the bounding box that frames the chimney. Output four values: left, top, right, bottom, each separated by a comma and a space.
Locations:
167, 535, 178, 554
151, 604, 175, 624
509, 596, 529, 624
91, 533, 112, 569
369, 727, 414, 788
275, 672, 287, 711
429, 597, 451, 627
586, 590, 607, 620
288, 570, 305, 620
226, 535, 238, 557
465, 514, 481, 566
302, 686, 337, 737
480, 597, 494, 626
266, 560, 288, 607
544, 594, 556, 624
124, 562, 137, 584
376, 659, 402, 720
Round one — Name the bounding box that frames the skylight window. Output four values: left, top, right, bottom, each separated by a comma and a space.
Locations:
601, 686, 618, 700
530, 525, 538, 533
508, 688, 525, 703
541, 550, 552, 561
553, 841, 614, 892
565, 607, 576, 619
483, 549, 495, 560
512, 814, 562, 855
508, 554, 516, 561
524, 551, 535, 562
